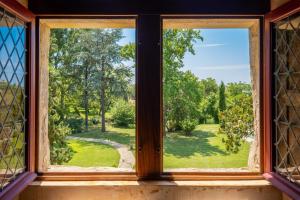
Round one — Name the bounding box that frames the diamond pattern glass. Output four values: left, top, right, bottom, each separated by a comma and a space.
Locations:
274, 13, 300, 185
0, 7, 26, 191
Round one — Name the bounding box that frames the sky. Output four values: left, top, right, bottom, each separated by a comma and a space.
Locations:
120, 28, 251, 84
1, 27, 251, 86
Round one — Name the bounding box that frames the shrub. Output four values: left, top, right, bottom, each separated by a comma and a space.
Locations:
180, 119, 198, 136
111, 100, 135, 127
219, 94, 254, 153
91, 118, 100, 125
49, 110, 74, 164
66, 118, 84, 133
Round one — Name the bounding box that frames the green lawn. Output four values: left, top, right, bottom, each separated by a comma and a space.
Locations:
164, 124, 250, 169
65, 139, 120, 167
69, 124, 250, 169
73, 126, 135, 149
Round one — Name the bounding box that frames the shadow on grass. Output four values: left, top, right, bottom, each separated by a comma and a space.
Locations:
72, 128, 135, 146
164, 128, 228, 158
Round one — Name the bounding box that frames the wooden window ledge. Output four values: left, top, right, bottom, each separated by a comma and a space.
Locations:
29, 180, 272, 187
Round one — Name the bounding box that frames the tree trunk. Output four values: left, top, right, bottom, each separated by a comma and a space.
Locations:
100, 85, 105, 132
100, 58, 106, 132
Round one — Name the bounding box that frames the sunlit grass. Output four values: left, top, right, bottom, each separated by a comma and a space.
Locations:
64, 139, 120, 167
163, 124, 250, 169
70, 124, 250, 169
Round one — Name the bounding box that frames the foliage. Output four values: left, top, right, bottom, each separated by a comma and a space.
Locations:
180, 119, 198, 135
198, 78, 219, 123
48, 64, 74, 164
218, 81, 226, 128
48, 28, 135, 162
219, 93, 254, 153
66, 118, 84, 133
111, 100, 135, 127
163, 29, 203, 132
219, 81, 226, 112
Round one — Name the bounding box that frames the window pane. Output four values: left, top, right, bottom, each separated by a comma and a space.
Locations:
163, 19, 260, 172
44, 20, 136, 172
273, 13, 300, 185
0, 7, 26, 190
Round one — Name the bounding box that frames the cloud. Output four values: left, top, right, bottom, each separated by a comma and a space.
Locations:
196, 64, 250, 70
199, 43, 226, 48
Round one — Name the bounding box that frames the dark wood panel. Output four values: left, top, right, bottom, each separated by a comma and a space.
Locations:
137, 14, 162, 178
0, 0, 34, 22
265, 0, 300, 22
28, 0, 270, 15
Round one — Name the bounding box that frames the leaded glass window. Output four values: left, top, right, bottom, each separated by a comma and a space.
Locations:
273, 12, 300, 185
0, 6, 27, 190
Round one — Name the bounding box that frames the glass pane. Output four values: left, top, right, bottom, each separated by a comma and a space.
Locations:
0, 7, 26, 190
274, 13, 300, 185
163, 19, 260, 172
46, 20, 136, 172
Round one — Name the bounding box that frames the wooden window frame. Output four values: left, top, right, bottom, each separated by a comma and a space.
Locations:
262, 0, 300, 199
34, 15, 265, 181
0, 0, 36, 199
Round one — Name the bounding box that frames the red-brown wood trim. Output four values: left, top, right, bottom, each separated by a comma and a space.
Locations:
263, 16, 272, 174
0, 172, 37, 200
27, 20, 36, 173
136, 14, 162, 178
0, 0, 34, 22
264, 172, 300, 199
265, 0, 300, 22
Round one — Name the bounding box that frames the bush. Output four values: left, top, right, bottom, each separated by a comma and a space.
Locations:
66, 118, 84, 133
180, 119, 198, 136
219, 94, 254, 153
91, 118, 100, 125
49, 111, 74, 164
111, 100, 135, 127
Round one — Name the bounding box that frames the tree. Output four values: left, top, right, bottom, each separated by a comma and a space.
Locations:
219, 81, 226, 111
219, 93, 254, 153
198, 78, 219, 123
218, 81, 226, 128
79, 29, 133, 132
163, 29, 203, 132
219, 82, 254, 153
48, 64, 73, 164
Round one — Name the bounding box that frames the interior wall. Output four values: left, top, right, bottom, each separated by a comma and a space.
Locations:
17, 0, 28, 8
271, 0, 291, 10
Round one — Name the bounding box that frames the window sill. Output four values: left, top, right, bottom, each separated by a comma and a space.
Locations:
30, 180, 271, 187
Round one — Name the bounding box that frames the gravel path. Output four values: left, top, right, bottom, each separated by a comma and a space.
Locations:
67, 136, 135, 169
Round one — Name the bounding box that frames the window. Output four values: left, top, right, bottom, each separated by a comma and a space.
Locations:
273, 13, 300, 185
38, 19, 136, 172
36, 16, 263, 179
162, 19, 261, 172
0, 6, 27, 190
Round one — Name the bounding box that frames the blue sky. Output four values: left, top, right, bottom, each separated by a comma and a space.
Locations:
120, 28, 251, 84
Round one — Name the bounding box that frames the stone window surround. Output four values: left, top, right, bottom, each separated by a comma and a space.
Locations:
37, 18, 261, 173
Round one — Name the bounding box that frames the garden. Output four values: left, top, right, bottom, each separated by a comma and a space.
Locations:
47, 28, 256, 170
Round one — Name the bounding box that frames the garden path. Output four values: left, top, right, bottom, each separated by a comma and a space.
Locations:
67, 136, 135, 169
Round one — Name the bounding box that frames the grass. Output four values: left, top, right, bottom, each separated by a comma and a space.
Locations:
64, 139, 120, 167
69, 124, 250, 169
164, 124, 250, 169
73, 126, 136, 149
